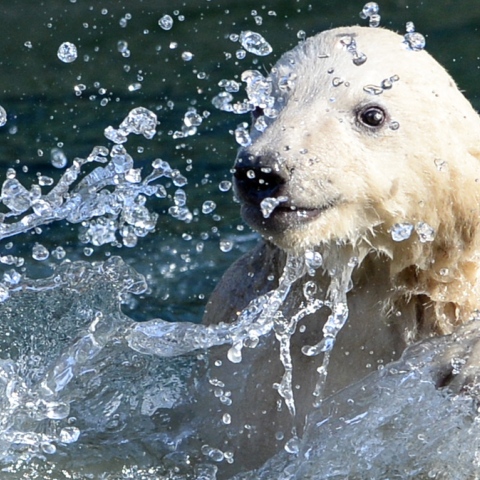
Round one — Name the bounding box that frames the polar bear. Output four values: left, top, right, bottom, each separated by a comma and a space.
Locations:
202, 26, 480, 472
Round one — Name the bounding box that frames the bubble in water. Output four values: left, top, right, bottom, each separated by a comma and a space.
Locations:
32, 243, 50, 261
0, 105, 7, 127
415, 222, 435, 242
158, 14, 173, 30
239, 30, 273, 56
390, 222, 414, 242
57, 42, 78, 63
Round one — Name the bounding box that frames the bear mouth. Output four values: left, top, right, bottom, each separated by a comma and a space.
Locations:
241, 200, 337, 234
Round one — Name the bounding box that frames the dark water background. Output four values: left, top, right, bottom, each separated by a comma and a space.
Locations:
0, 0, 478, 322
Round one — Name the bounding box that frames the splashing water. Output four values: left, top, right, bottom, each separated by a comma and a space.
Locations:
2, 7, 479, 480
0, 107, 191, 248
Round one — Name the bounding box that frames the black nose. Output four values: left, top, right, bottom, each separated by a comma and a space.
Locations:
233, 154, 288, 205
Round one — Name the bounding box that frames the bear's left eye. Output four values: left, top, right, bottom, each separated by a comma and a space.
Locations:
358, 105, 386, 128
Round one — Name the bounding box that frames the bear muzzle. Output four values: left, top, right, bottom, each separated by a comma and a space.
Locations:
233, 151, 327, 234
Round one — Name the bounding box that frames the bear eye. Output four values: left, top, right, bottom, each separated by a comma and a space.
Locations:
358, 105, 386, 128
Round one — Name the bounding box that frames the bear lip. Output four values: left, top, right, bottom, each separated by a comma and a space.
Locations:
241, 199, 339, 233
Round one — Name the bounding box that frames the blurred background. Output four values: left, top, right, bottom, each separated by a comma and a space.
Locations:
0, 0, 478, 322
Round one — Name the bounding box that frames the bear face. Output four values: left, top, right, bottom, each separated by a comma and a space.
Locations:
232, 26, 480, 333
234, 26, 480, 253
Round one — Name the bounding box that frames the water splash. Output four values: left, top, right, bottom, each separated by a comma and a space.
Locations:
0, 107, 192, 247
301, 257, 358, 405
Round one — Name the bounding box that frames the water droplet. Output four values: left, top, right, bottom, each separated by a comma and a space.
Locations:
305, 250, 323, 275
52, 246, 66, 260
235, 49, 246, 60
403, 23, 426, 51
219, 239, 233, 253
158, 14, 173, 30
234, 123, 251, 147
32, 243, 49, 261
239, 30, 272, 56
434, 158, 447, 171
415, 222, 435, 242
332, 77, 344, 87
284, 436, 300, 455
181, 51, 194, 61
0, 283, 9, 302
219, 180, 232, 192
202, 200, 216, 214
40, 442, 57, 455
369, 13, 381, 27
352, 52, 367, 65
57, 42, 78, 63
222, 413, 231, 425
0, 105, 7, 127
360, 2, 379, 19
363, 84, 384, 95
390, 222, 414, 242
50, 148, 67, 168
260, 196, 288, 218
184, 108, 202, 127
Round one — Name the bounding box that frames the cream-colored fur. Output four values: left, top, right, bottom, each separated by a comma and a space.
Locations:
202, 26, 480, 469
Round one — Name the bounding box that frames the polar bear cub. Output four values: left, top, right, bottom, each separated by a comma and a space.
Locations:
203, 26, 480, 466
